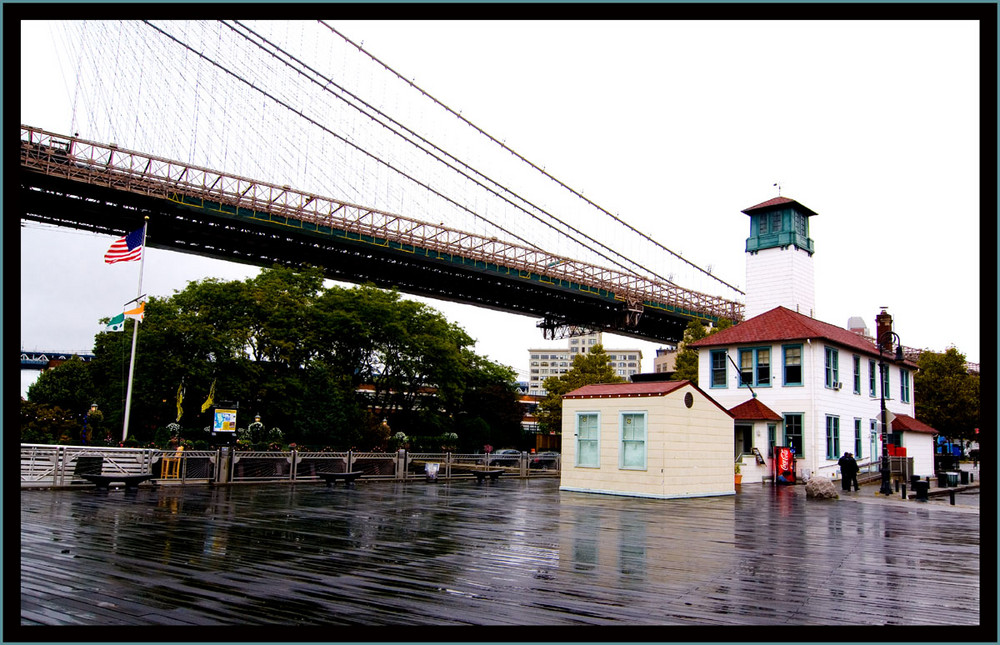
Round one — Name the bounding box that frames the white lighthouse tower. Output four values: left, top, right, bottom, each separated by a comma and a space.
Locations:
742, 196, 817, 319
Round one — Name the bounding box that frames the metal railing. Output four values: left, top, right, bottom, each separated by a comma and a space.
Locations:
20, 444, 560, 488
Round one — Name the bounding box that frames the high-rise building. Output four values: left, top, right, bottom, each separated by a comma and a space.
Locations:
527, 331, 642, 396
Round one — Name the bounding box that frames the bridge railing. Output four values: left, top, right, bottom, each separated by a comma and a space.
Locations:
21, 125, 744, 323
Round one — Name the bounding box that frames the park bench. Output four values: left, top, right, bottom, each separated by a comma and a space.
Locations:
465, 469, 504, 483
80, 473, 155, 491
318, 471, 364, 488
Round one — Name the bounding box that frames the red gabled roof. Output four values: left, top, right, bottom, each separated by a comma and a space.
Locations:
564, 380, 733, 417
892, 414, 938, 435
728, 397, 783, 421
689, 306, 889, 359
742, 196, 818, 217
564, 380, 689, 398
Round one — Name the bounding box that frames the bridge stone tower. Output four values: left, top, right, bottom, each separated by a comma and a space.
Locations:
742, 196, 817, 319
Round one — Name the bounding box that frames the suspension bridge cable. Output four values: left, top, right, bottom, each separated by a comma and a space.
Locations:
141, 20, 544, 254
322, 22, 744, 297
226, 20, 677, 287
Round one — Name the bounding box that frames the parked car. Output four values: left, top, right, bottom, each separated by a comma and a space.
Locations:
530, 451, 560, 469
483, 449, 521, 467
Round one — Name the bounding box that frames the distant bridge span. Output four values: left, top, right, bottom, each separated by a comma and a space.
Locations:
19, 126, 743, 344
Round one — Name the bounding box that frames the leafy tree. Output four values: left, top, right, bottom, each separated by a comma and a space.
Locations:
20, 399, 81, 444
915, 347, 979, 441
536, 344, 623, 433
672, 318, 733, 384
453, 351, 524, 450
26, 356, 97, 417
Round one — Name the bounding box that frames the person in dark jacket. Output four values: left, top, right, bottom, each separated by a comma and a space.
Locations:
838, 452, 860, 491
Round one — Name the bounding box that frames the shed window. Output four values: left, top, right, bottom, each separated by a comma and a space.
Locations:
576, 413, 600, 468
620, 412, 647, 470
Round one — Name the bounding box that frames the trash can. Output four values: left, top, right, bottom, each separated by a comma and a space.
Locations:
424, 463, 440, 482
937, 472, 949, 488
912, 480, 929, 501
960, 470, 969, 485
946, 472, 959, 487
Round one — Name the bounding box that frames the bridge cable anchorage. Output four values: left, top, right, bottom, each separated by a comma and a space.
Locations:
322, 21, 744, 299
228, 20, 681, 293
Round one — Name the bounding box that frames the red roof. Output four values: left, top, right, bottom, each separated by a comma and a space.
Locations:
689, 306, 896, 360
742, 196, 818, 217
564, 380, 689, 398
564, 380, 733, 417
728, 397, 783, 421
892, 414, 938, 435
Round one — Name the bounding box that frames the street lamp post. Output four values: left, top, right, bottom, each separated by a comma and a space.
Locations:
878, 330, 903, 496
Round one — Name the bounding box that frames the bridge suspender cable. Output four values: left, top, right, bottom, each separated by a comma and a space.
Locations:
323, 22, 744, 298
233, 20, 683, 290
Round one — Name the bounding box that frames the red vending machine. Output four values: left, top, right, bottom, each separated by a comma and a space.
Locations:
773, 446, 796, 484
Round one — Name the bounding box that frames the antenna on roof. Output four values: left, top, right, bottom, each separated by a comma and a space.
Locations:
773, 181, 782, 197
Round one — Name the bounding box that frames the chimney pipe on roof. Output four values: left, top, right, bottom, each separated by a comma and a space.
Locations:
876, 308, 893, 353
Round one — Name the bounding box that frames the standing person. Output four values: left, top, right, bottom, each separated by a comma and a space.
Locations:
838, 451, 858, 492
847, 452, 860, 491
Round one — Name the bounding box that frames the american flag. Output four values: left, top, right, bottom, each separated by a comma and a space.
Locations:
104, 227, 144, 263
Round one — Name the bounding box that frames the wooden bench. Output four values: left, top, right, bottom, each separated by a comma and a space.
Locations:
318, 471, 364, 488
80, 473, 155, 491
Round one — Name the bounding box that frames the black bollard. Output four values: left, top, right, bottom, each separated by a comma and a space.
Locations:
895, 479, 899, 493
949, 490, 955, 505
901, 484, 907, 499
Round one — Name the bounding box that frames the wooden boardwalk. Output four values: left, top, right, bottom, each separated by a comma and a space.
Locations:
17, 478, 986, 638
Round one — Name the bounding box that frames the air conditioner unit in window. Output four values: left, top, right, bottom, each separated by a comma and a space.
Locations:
833, 382, 842, 390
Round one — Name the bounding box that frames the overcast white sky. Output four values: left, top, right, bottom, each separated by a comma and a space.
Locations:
20, 19, 983, 397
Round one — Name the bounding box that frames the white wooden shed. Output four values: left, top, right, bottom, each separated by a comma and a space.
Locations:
560, 380, 734, 499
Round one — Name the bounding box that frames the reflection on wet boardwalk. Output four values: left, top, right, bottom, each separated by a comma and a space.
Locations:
19, 479, 983, 634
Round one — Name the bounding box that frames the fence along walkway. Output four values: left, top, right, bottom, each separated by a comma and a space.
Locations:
19, 444, 560, 489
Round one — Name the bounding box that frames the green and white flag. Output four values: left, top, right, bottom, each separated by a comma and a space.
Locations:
106, 312, 125, 332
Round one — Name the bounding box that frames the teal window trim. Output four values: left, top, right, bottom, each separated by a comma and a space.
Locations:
575, 411, 601, 468
767, 423, 777, 455
824, 347, 840, 388
739, 346, 772, 388
826, 415, 840, 460
782, 344, 803, 386
854, 418, 863, 457
853, 355, 861, 394
710, 350, 728, 388
869, 359, 877, 397
900, 368, 911, 403
619, 411, 647, 470
880, 362, 891, 400
784, 412, 804, 458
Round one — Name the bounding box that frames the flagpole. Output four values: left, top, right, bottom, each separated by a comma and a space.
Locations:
121, 216, 149, 443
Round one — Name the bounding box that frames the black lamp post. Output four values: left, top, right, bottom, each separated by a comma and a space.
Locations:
878, 330, 904, 496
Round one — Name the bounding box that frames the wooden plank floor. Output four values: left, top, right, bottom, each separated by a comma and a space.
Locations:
17, 478, 986, 638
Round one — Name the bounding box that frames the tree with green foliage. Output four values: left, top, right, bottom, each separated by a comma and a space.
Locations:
914, 347, 979, 442
672, 318, 733, 384
40, 265, 522, 450
536, 344, 623, 434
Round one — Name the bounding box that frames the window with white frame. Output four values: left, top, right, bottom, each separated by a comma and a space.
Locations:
576, 412, 600, 467
900, 368, 911, 403
620, 412, 647, 470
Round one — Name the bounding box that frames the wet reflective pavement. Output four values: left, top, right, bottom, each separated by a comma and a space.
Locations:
19, 478, 986, 637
